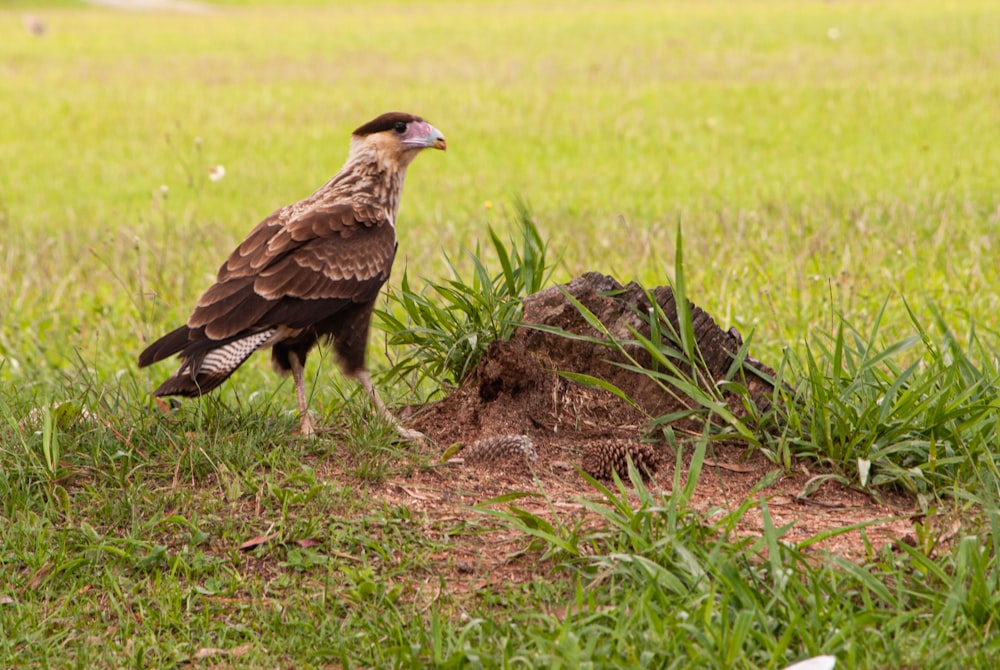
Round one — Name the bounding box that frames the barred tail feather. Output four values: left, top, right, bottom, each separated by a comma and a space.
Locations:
151, 329, 278, 397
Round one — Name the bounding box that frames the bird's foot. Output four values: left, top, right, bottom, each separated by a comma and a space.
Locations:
394, 424, 427, 443
294, 419, 317, 438
294, 420, 340, 438
294, 413, 337, 438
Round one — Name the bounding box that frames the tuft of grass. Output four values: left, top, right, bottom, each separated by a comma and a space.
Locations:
376, 201, 553, 393
771, 299, 1000, 497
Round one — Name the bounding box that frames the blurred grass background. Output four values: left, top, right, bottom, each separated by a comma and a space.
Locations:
1, 0, 998, 389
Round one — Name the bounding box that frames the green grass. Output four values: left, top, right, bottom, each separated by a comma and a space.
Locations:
2, 0, 1000, 667
480, 457, 1000, 668
377, 203, 552, 395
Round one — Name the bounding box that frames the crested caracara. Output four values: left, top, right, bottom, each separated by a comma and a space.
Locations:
138, 112, 446, 438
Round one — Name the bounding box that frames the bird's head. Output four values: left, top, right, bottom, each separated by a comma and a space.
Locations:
350, 112, 446, 169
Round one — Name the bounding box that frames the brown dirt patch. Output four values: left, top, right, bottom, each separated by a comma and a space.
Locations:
343, 274, 918, 587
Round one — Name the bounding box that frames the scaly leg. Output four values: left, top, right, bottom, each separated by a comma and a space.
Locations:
353, 369, 425, 441
289, 352, 316, 436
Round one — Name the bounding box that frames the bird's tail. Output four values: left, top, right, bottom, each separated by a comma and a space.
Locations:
139, 326, 277, 397
138, 325, 191, 368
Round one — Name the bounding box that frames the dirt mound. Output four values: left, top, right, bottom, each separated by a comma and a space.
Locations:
396, 273, 915, 560
411, 272, 774, 478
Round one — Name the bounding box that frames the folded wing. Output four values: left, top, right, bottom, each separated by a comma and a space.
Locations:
138, 203, 397, 396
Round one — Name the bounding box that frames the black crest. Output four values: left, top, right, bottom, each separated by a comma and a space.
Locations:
353, 112, 424, 137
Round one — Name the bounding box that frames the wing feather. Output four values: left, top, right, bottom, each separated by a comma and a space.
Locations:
186, 204, 396, 342
253, 258, 328, 299
196, 276, 254, 309
222, 217, 283, 276
200, 294, 274, 341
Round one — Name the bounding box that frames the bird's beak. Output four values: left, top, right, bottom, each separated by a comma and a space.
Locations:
406, 122, 447, 151
425, 125, 447, 151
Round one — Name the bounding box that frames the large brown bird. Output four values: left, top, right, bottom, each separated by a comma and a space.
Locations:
138, 112, 446, 438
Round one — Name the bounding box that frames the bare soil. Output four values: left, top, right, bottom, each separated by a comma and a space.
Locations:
337, 274, 918, 589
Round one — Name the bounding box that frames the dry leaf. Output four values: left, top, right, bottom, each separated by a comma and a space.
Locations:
25, 565, 53, 590
192, 643, 254, 661
229, 643, 253, 657
193, 647, 227, 661
239, 532, 280, 552
704, 459, 755, 473
398, 485, 436, 501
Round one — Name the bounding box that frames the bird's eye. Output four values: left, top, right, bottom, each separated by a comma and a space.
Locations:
393, 121, 407, 134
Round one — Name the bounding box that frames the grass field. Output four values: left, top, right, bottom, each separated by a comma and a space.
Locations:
2, 1, 1000, 667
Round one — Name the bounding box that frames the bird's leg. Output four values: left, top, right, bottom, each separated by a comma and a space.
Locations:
353, 369, 425, 441
289, 352, 316, 436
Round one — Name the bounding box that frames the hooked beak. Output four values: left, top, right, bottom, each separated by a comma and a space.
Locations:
429, 129, 447, 151
405, 121, 447, 151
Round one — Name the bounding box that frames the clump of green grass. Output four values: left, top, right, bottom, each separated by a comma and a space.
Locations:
705, 296, 1000, 500
376, 201, 553, 394
772, 301, 1000, 497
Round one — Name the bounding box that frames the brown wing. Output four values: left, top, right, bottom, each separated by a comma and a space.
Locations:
189, 204, 397, 341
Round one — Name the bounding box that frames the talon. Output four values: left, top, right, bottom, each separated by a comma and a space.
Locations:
295, 416, 316, 437
395, 426, 427, 442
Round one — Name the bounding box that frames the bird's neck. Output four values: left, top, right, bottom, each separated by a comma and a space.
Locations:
313, 140, 411, 223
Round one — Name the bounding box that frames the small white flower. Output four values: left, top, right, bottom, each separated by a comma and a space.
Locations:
827, 27, 840, 40
209, 165, 226, 182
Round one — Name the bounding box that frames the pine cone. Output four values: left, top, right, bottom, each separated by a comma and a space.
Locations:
463, 434, 537, 465
582, 440, 658, 481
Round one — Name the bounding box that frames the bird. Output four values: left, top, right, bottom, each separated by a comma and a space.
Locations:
138, 111, 446, 438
